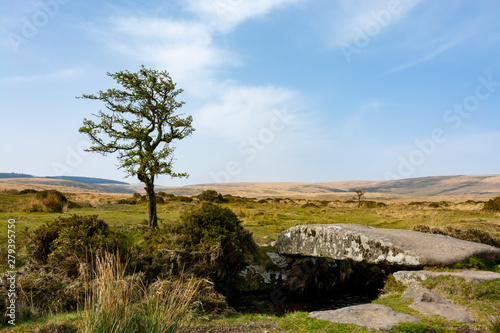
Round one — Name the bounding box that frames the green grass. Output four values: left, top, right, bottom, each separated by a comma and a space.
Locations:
1, 191, 500, 332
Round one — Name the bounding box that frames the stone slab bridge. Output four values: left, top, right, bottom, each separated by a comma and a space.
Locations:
275, 224, 500, 267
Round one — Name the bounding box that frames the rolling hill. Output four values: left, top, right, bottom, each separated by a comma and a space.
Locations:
0, 174, 499, 198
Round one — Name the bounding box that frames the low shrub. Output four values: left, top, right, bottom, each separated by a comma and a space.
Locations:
197, 190, 226, 203
301, 202, 319, 209
361, 201, 386, 208
17, 271, 85, 314
26, 215, 118, 270
19, 190, 68, 213
177, 196, 193, 203
177, 203, 257, 280
117, 198, 137, 205
483, 196, 500, 212
19, 189, 38, 195
412, 224, 500, 248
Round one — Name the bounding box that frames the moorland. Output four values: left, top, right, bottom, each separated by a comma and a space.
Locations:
1, 176, 500, 332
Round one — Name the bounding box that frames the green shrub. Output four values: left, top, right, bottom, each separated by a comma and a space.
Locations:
483, 196, 500, 212
27, 215, 118, 269
157, 192, 175, 199
19, 189, 38, 195
197, 190, 226, 203
177, 196, 193, 203
301, 202, 319, 209
361, 201, 386, 208
178, 203, 256, 278
117, 198, 137, 205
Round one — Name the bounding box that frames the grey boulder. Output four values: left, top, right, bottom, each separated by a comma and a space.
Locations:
276, 224, 500, 267
309, 304, 418, 331
402, 283, 475, 323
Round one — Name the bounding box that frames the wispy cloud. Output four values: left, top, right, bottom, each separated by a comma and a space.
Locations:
3, 68, 83, 84
184, 0, 300, 32
326, 0, 423, 48
196, 82, 300, 141
88, 1, 308, 155
384, 34, 470, 75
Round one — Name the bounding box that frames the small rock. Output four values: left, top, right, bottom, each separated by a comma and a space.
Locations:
309, 304, 418, 331
266, 252, 289, 270
394, 270, 500, 284
402, 284, 475, 323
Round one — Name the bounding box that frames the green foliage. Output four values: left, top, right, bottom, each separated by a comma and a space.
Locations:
197, 190, 226, 203
361, 200, 387, 208
117, 198, 137, 205
422, 276, 500, 301
19, 189, 38, 195
27, 214, 114, 266
301, 202, 319, 209
484, 196, 500, 212
489, 315, 500, 333
412, 224, 500, 248
178, 203, 257, 278
177, 195, 193, 202
452, 257, 500, 272
79, 66, 195, 228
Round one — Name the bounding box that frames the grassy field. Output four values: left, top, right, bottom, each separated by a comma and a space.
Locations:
1, 188, 499, 332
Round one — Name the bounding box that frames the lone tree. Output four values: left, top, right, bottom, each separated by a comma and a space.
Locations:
79, 66, 194, 228
352, 188, 366, 207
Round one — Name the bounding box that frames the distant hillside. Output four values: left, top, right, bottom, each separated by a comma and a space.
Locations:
157, 175, 500, 198
1, 174, 499, 198
0, 173, 34, 179
0, 173, 127, 185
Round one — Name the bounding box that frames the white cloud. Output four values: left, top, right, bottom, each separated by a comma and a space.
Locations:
3, 68, 83, 84
101, 17, 239, 86
196, 82, 300, 141
384, 34, 471, 75
184, 0, 300, 32
326, 0, 423, 47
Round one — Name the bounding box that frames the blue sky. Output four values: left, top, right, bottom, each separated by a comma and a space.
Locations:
1, 0, 499, 186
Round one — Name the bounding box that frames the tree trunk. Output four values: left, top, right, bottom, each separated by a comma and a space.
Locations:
145, 184, 158, 228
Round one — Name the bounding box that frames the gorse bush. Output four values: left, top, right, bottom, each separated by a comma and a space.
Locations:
483, 196, 500, 212
178, 203, 256, 278
14, 215, 123, 317
197, 190, 226, 203
27, 214, 114, 267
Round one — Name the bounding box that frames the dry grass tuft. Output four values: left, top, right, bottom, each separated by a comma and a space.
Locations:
82, 252, 198, 333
